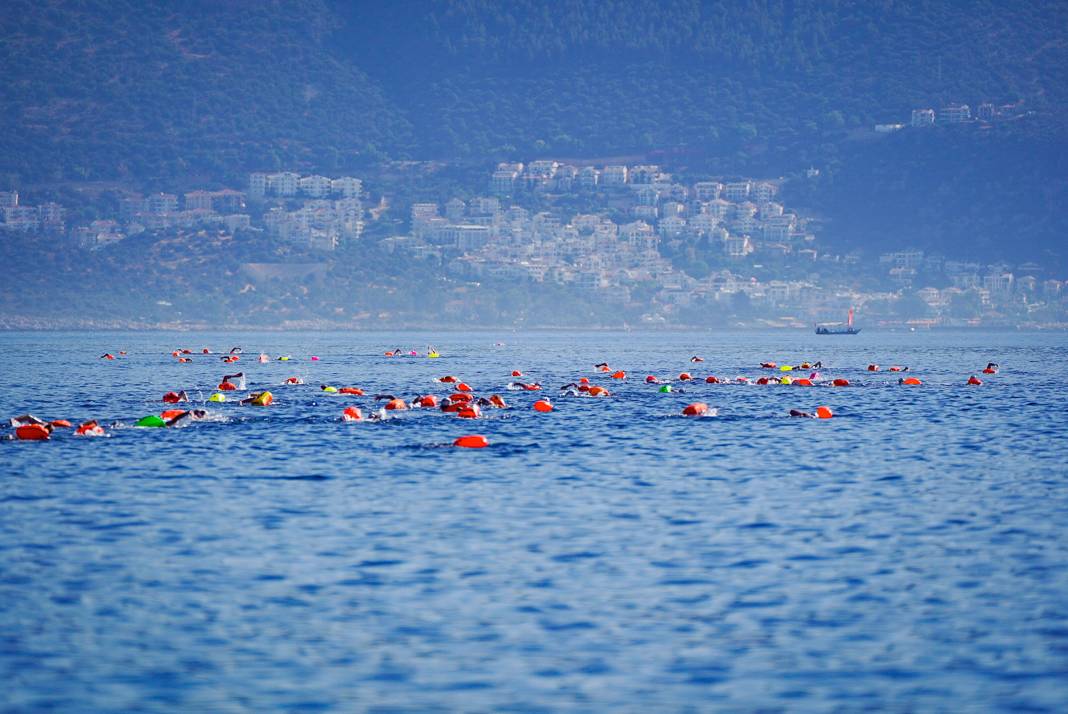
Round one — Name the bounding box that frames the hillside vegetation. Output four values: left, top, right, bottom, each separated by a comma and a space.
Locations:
2, 1, 1067, 265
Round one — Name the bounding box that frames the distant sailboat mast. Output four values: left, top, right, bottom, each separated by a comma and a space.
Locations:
847, 308, 854, 328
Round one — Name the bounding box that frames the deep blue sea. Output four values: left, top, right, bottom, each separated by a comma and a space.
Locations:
2, 330, 1067, 712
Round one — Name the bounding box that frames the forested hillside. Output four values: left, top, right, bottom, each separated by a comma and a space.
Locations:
0, 0, 412, 183
2, 0, 1067, 265
340, 0, 1068, 161
3, 0, 1066, 181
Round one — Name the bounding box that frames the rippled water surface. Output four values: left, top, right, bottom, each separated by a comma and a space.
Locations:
2, 330, 1068, 712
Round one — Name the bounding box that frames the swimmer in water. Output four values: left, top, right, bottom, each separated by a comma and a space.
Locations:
222, 372, 246, 390
690, 356, 704, 363
163, 390, 189, 403
594, 362, 609, 370
559, 383, 582, 397
164, 409, 208, 427
228, 347, 242, 355
789, 409, 815, 418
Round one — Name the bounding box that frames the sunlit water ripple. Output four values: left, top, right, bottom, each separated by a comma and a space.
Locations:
1, 330, 1067, 712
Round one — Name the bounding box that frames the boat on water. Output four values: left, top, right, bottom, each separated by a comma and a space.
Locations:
815, 308, 861, 335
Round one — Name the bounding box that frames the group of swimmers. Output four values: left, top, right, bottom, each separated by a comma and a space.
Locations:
6, 348, 1002, 442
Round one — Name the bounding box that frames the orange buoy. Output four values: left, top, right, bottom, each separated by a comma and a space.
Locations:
682, 402, 709, 416
900, 377, 922, 385
645, 375, 659, 383
511, 370, 523, 377
16, 424, 50, 440
202, 348, 210, 354
171, 350, 180, 358
448, 392, 473, 403
456, 382, 473, 392
162, 391, 183, 403
587, 386, 609, 396
533, 399, 553, 412
218, 382, 237, 391
611, 371, 626, 379
967, 375, 983, 385
454, 435, 489, 448
982, 368, 997, 374
816, 406, 834, 419
50, 419, 72, 428
160, 409, 186, 421
867, 364, 880, 372
417, 395, 439, 408
385, 398, 407, 411
832, 378, 850, 387
578, 377, 590, 385
342, 406, 363, 422
457, 405, 481, 419
705, 376, 719, 384
489, 394, 507, 408
678, 372, 692, 381
793, 378, 814, 387
338, 387, 364, 395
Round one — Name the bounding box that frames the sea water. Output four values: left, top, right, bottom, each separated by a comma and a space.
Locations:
1, 330, 1067, 711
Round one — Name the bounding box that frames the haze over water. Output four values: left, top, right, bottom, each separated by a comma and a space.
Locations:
2, 330, 1067, 711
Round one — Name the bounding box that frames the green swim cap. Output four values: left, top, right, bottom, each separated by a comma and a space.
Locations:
658, 384, 672, 393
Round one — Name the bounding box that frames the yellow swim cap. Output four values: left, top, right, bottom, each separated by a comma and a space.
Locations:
208, 393, 225, 402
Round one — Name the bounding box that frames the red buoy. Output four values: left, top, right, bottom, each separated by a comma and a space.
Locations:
533, 399, 553, 412
16, 424, 50, 440
454, 435, 489, 448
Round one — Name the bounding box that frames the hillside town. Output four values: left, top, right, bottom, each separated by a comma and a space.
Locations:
1, 161, 1065, 328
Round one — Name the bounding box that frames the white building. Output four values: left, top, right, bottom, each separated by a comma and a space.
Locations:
939, 104, 971, 123
911, 109, 935, 127
331, 177, 363, 199
300, 175, 332, 198
602, 165, 628, 186
724, 181, 751, 201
